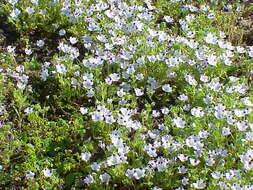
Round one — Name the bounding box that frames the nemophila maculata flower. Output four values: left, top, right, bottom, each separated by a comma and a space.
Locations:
69, 37, 78, 45
31, 0, 39, 6
125, 168, 146, 180
0, 105, 6, 116
59, 29, 66, 36
81, 151, 91, 162
192, 179, 206, 189
55, 64, 67, 74
83, 174, 94, 185
8, 0, 18, 6
25, 48, 33, 55
10, 8, 21, 19
173, 117, 186, 128
26, 171, 35, 179
42, 168, 53, 177
7, 46, 16, 53
152, 187, 163, 190
36, 40, 45, 48
100, 173, 111, 184
25, 7, 35, 15
80, 107, 88, 115
24, 107, 34, 114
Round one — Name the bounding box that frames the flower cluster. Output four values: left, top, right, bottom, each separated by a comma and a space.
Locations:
1, 0, 253, 189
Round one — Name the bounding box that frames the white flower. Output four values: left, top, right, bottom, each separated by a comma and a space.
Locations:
164, 16, 174, 23
178, 94, 188, 102
219, 32, 226, 38
117, 89, 125, 97
26, 171, 35, 179
207, 12, 215, 19
153, 187, 163, 190
69, 37, 78, 44
211, 171, 222, 179
189, 158, 200, 166
204, 33, 217, 44
99, 173, 111, 184
16, 66, 25, 73
187, 31, 195, 38
107, 98, 113, 104
162, 84, 172, 93
200, 75, 209, 82
8, 0, 18, 5
183, 104, 191, 111
203, 95, 212, 104
240, 149, 253, 170
207, 54, 218, 66
109, 73, 120, 82
152, 110, 160, 118
71, 78, 79, 87
56, 64, 67, 74
222, 126, 231, 136
16, 65, 24, 73
144, 144, 157, 157
105, 77, 112, 85
186, 135, 204, 150
198, 130, 209, 139
134, 88, 144, 96
192, 179, 206, 189
161, 107, 169, 114
80, 107, 88, 115
31, 0, 39, 5
173, 117, 186, 128
24, 107, 34, 114
25, 48, 33, 55
205, 157, 215, 166
245, 132, 253, 142
83, 174, 94, 184
234, 109, 247, 117
117, 108, 134, 127
40, 69, 49, 81
107, 154, 127, 166
156, 157, 169, 171
7, 46, 16, 53
178, 165, 187, 174
144, 0, 155, 10
81, 151, 91, 161
185, 74, 198, 86
229, 76, 239, 82
10, 9, 21, 19
36, 40, 45, 47
235, 120, 248, 131
59, 29, 66, 36
191, 107, 204, 117
236, 46, 246, 54
17, 82, 26, 89
182, 177, 189, 185
249, 48, 253, 58
83, 73, 93, 89
25, 7, 35, 14
136, 73, 144, 80
42, 168, 52, 177
90, 162, 101, 171
125, 168, 145, 180
178, 154, 188, 162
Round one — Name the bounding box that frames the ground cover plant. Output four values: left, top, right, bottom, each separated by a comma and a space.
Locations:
0, 0, 253, 189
